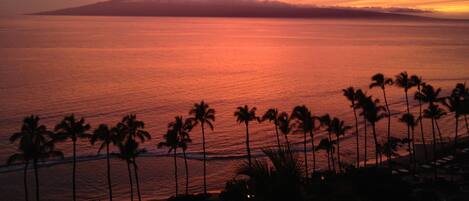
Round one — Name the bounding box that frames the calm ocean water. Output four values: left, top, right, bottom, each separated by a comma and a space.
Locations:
1, 15, 469, 200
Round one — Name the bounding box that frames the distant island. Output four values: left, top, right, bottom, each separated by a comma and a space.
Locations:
35, 0, 435, 20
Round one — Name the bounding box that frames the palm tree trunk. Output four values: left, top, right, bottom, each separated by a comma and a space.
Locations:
275, 124, 281, 150
411, 127, 417, 171
303, 131, 308, 177
201, 123, 207, 195
310, 130, 316, 174
183, 149, 189, 195
353, 107, 360, 168
363, 117, 368, 168
405, 90, 412, 167
431, 118, 437, 179
284, 135, 293, 159
106, 144, 113, 201
435, 120, 443, 145
465, 115, 469, 136
133, 159, 142, 201
127, 161, 134, 201
245, 122, 252, 167
454, 116, 459, 145
418, 88, 428, 161
372, 123, 379, 167
24, 161, 29, 201
34, 159, 39, 201
336, 135, 341, 172
173, 149, 179, 196
72, 140, 76, 201
382, 88, 392, 168
328, 131, 335, 172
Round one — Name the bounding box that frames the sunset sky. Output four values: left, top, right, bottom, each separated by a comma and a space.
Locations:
1, 0, 469, 15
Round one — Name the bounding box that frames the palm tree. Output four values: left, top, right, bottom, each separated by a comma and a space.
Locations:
277, 112, 293, 156
234, 105, 257, 167
342, 87, 361, 168
424, 104, 445, 179
355, 89, 369, 167
188, 101, 215, 195
291, 105, 316, 176
158, 129, 180, 196
315, 138, 335, 172
399, 113, 419, 169
369, 73, 393, 166
411, 75, 428, 161
395, 72, 416, 164
361, 97, 386, 166
90, 124, 120, 201
453, 83, 469, 136
118, 114, 150, 201
261, 108, 282, 150
116, 136, 146, 201
168, 116, 194, 195
444, 85, 464, 145
7, 116, 61, 201
415, 83, 445, 144
331, 117, 351, 172
319, 114, 335, 172
54, 114, 91, 201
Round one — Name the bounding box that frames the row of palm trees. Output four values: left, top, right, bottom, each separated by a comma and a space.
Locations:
7, 72, 469, 200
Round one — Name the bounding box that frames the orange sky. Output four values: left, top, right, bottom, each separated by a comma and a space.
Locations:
1, 0, 469, 15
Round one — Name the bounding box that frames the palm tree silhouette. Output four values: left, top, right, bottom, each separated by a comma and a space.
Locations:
168, 116, 194, 195
54, 114, 91, 201
277, 112, 293, 157
452, 83, 469, 135
234, 105, 257, 167
370, 73, 393, 167
90, 124, 120, 201
291, 105, 316, 176
361, 97, 386, 166
399, 113, 419, 170
411, 75, 428, 161
316, 138, 335, 172
342, 87, 361, 168
188, 101, 215, 195
261, 108, 282, 150
118, 114, 150, 201
319, 114, 335, 172
424, 104, 445, 179
8, 116, 62, 201
395, 72, 416, 165
355, 89, 369, 167
331, 117, 351, 172
158, 129, 180, 196
116, 135, 146, 201
444, 84, 464, 145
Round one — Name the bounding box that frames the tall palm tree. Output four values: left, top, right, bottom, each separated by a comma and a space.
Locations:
342, 87, 361, 168
116, 136, 146, 201
158, 129, 180, 196
399, 113, 419, 169
444, 85, 464, 145
424, 104, 445, 179
411, 75, 428, 161
453, 83, 469, 136
261, 108, 282, 150
291, 105, 316, 176
361, 97, 386, 166
234, 105, 257, 167
7, 116, 62, 201
415, 83, 445, 144
277, 112, 293, 156
331, 117, 351, 172
118, 114, 150, 201
395, 72, 416, 163
355, 89, 369, 167
54, 114, 91, 201
370, 73, 393, 166
168, 116, 194, 195
90, 124, 120, 201
319, 114, 335, 172
188, 100, 215, 195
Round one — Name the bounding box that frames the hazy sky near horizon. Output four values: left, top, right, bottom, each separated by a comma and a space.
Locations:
1, 0, 469, 15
